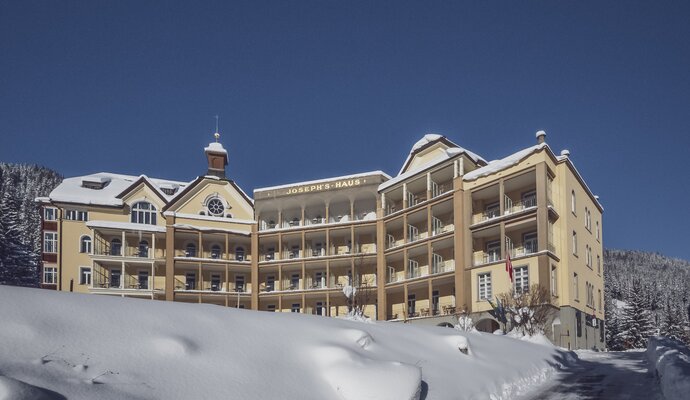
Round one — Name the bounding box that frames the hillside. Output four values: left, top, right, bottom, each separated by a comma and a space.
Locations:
604, 249, 690, 349
0, 163, 62, 286
0, 285, 574, 400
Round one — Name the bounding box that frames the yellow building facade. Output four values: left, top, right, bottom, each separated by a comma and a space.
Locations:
38, 131, 604, 349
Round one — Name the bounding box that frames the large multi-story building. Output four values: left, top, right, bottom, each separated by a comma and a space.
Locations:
37, 130, 604, 349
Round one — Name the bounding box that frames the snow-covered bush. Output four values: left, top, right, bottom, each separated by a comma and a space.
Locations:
498, 285, 550, 336
455, 308, 476, 332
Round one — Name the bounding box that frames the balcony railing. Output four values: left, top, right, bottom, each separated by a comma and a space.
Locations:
504, 197, 537, 215
431, 259, 455, 274
474, 252, 501, 266
472, 209, 501, 225
93, 245, 158, 259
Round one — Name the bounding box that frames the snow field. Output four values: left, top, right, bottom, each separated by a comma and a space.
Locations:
0, 286, 573, 399
646, 336, 690, 400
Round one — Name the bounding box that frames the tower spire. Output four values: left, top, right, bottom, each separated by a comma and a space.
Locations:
214, 115, 220, 142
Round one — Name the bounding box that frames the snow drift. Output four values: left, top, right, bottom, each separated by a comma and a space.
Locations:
646, 336, 690, 400
0, 286, 574, 399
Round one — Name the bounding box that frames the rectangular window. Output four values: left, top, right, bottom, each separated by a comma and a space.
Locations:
407, 224, 419, 242
572, 231, 577, 255
235, 275, 245, 292
571, 191, 576, 214
138, 270, 149, 289
315, 301, 325, 316
266, 276, 275, 291
486, 240, 501, 263
432, 290, 440, 315
65, 210, 88, 221
597, 255, 601, 274
407, 294, 416, 317
551, 265, 557, 296
44, 208, 57, 221
407, 259, 419, 278
290, 273, 300, 290
44, 232, 58, 253
43, 267, 57, 284
211, 274, 221, 291
573, 273, 579, 300
267, 304, 276, 312
111, 269, 121, 288
291, 303, 301, 313
598, 289, 602, 311
185, 272, 196, 290
478, 273, 492, 300
596, 221, 600, 240
79, 267, 92, 285
514, 266, 529, 294
523, 231, 538, 254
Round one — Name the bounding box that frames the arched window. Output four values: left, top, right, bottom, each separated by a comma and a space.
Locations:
186, 243, 197, 257
131, 201, 157, 225
571, 191, 576, 214
80, 235, 92, 254
235, 246, 245, 261
211, 244, 222, 259
110, 238, 122, 256
138, 240, 149, 258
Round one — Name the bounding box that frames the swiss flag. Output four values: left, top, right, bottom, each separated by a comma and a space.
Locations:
506, 252, 514, 282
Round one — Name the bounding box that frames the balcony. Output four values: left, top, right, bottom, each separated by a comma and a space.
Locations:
473, 251, 501, 266
431, 259, 455, 274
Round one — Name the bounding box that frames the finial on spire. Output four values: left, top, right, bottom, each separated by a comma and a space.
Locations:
214, 115, 220, 142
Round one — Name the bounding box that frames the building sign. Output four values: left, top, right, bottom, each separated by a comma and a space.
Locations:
284, 178, 366, 195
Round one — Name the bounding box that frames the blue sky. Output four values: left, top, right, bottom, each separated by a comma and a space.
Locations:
1, 1, 689, 260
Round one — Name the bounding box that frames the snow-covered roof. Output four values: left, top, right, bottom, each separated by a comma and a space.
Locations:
47, 172, 189, 207
204, 142, 227, 155
254, 171, 391, 193
463, 143, 548, 181
397, 134, 486, 176
86, 220, 166, 233
380, 146, 475, 191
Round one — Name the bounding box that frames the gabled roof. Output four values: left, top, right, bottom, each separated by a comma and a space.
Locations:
161, 175, 254, 212
463, 143, 548, 181
398, 134, 486, 176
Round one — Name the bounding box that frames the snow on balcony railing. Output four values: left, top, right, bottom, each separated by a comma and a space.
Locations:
432, 259, 455, 274
474, 252, 501, 266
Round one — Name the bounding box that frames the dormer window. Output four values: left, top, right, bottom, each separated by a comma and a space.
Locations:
159, 183, 179, 196
81, 176, 111, 190
207, 198, 225, 217
131, 202, 157, 225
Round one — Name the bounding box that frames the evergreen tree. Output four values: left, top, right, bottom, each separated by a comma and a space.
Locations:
660, 299, 690, 345
617, 279, 655, 349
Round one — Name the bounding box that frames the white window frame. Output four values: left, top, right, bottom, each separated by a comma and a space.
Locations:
131, 201, 157, 225
44, 207, 57, 221
523, 231, 538, 254
66, 209, 88, 221
514, 266, 529, 294
44, 232, 58, 253
486, 240, 501, 262
43, 266, 57, 284
79, 235, 92, 254
137, 270, 150, 289
572, 231, 577, 255
551, 265, 557, 296
478, 272, 492, 300
573, 273, 579, 301
597, 255, 601, 274
571, 190, 576, 215
79, 266, 92, 285
291, 303, 301, 313
596, 221, 600, 240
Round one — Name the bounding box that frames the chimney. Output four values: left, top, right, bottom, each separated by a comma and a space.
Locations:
560, 149, 570, 158
536, 130, 546, 144
204, 132, 228, 178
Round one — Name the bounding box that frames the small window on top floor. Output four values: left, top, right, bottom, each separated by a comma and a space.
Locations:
44, 208, 57, 221
571, 190, 576, 215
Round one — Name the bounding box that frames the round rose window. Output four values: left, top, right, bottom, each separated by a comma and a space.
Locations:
207, 198, 224, 216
